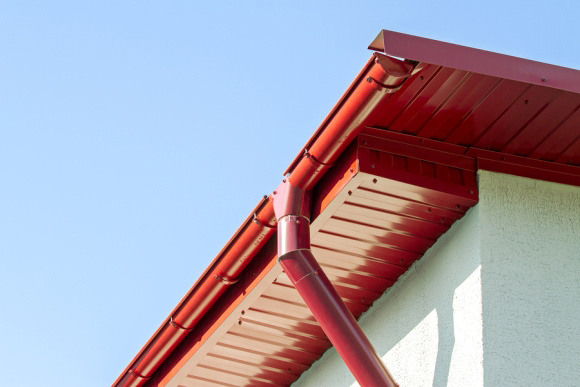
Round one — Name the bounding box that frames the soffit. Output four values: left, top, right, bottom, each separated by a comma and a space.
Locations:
164, 133, 479, 386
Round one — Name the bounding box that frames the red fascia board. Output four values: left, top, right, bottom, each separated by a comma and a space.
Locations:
369, 29, 580, 94
467, 148, 580, 186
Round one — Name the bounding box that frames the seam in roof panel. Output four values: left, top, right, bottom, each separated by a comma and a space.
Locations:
443, 77, 504, 143
500, 90, 563, 154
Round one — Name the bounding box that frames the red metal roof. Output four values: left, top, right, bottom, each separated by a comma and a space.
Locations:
114, 30, 580, 387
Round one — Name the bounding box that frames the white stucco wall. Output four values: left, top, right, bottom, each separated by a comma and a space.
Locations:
292, 171, 580, 387
479, 172, 580, 386
293, 189, 484, 387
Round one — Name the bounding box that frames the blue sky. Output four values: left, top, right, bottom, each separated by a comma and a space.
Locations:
1, 1, 579, 386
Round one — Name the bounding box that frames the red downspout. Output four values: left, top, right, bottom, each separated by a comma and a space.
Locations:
114, 53, 414, 387
273, 180, 398, 387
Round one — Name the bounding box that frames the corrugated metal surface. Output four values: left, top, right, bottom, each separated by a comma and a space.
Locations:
371, 64, 580, 165
168, 134, 478, 387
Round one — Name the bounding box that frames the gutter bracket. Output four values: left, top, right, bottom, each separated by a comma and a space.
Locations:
128, 370, 151, 380
169, 317, 194, 331
252, 212, 277, 229
213, 274, 238, 285
366, 76, 403, 94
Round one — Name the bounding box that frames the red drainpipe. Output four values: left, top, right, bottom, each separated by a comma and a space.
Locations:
273, 179, 398, 387
114, 53, 414, 387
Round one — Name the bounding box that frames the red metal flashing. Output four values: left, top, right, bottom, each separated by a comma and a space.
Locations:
115, 31, 580, 387
369, 29, 580, 94
468, 148, 580, 187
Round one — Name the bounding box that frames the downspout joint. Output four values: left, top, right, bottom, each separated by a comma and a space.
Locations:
272, 178, 399, 387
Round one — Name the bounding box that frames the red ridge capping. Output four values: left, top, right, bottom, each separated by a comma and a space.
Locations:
113, 54, 415, 387
369, 29, 580, 94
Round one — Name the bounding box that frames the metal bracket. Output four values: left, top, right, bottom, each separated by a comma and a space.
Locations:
253, 212, 276, 229
366, 76, 403, 94
169, 316, 193, 331
128, 369, 152, 380
303, 149, 334, 167
213, 274, 238, 285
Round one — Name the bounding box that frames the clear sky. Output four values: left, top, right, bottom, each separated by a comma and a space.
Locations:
1, 1, 579, 386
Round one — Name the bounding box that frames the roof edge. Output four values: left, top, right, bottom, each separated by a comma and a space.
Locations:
369, 29, 580, 94
114, 53, 415, 387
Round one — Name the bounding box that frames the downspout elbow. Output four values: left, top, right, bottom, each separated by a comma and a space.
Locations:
272, 178, 398, 387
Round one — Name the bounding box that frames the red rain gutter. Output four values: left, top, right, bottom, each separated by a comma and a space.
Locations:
113, 53, 414, 387
273, 179, 398, 387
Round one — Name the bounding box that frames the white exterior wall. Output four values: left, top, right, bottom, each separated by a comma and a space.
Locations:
292, 171, 580, 387
479, 172, 580, 386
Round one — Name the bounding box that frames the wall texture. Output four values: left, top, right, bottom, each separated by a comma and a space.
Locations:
479, 172, 580, 386
293, 186, 484, 387
291, 171, 580, 386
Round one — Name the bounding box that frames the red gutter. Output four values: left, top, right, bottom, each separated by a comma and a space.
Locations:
113, 53, 414, 387
286, 53, 416, 190
273, 179, 398, 387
